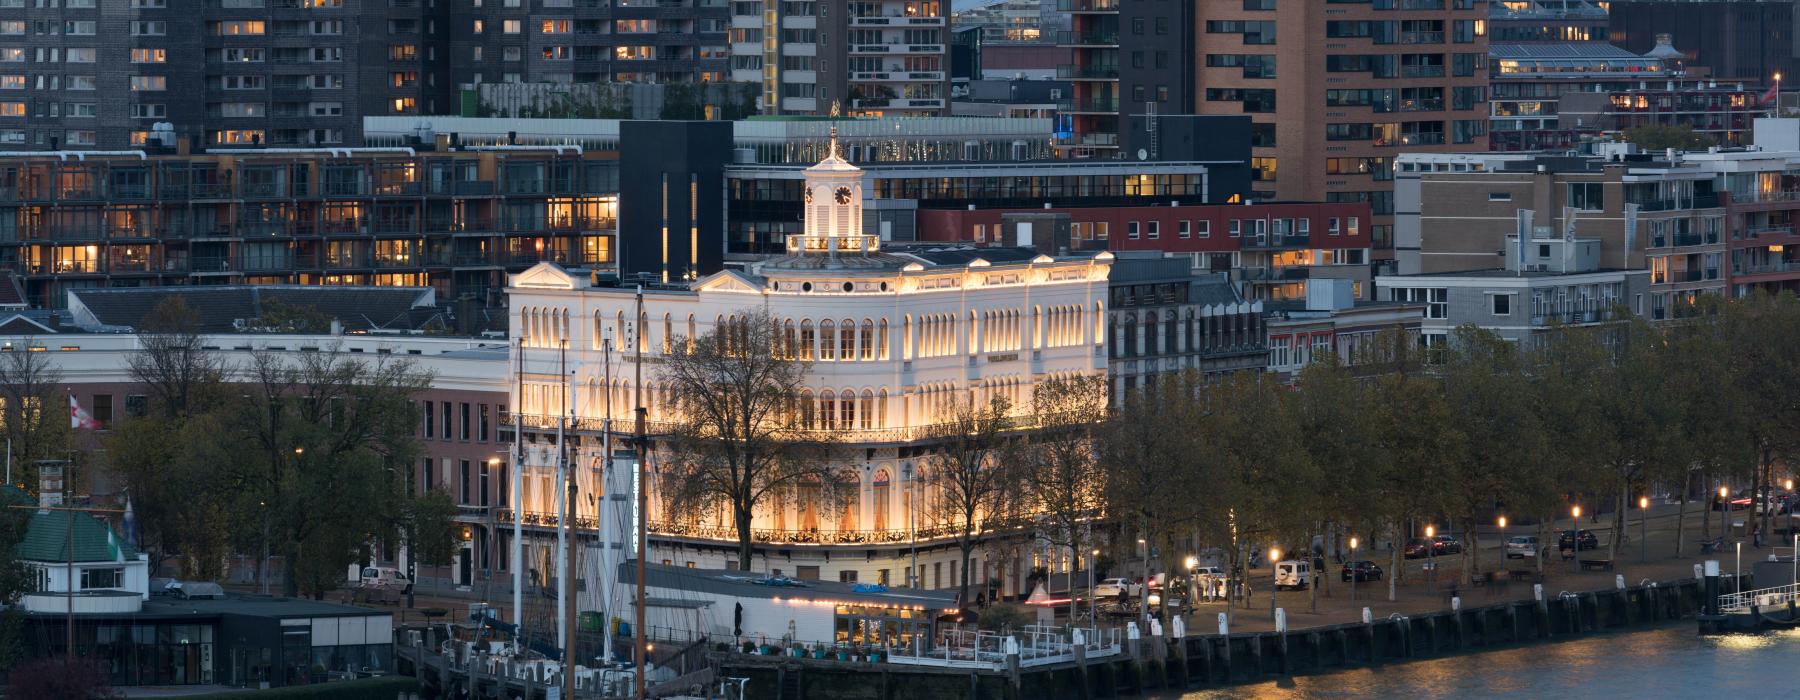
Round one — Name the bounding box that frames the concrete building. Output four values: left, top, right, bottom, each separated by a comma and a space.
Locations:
730, 0, 951, 116
1193, 0, 1491, 260
1375, 234, 1650, 344
1393, 141, 1800, 320
504, 137, 1112, 598
1105, 252, 1265, 402
0, 146, 622, 309
1488, 40, 1760, 152
1263, 280, 1425, 379
1054, 0, 1193, 158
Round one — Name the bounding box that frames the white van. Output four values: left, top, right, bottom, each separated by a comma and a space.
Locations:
360, 566, 412, 593
1274, 561, 1311, 590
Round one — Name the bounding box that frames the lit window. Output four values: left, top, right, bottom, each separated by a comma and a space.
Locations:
130, 76, 166, 91
131, 48, 166, 64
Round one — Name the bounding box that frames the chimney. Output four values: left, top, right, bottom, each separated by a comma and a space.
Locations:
37, 461, 65, 509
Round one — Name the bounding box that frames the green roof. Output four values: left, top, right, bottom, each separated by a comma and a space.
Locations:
16, 510, 138, 564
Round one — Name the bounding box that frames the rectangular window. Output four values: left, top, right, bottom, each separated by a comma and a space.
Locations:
130, 49, 166, 64
1568, 182, 1604, 211
424, 401, 434, 438
91, 394, 111, 425
479, 404, 491, 442
1491, 294, 1511, 316
1147, 221, 1160, 240
1127, 221, 1140, 240
1197, 220, 1211, 239
459, 403, 471, 441
478, 459, 490, 507
459, 459, 470, 504
65, 48, 95, 63
1178, 220, 1191, 239
130, 20, 165, 36
130, 76, 166, 91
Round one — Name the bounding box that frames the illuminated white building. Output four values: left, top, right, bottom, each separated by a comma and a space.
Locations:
505, 135, 1111, 597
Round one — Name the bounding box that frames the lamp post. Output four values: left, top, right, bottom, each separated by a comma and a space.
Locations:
1184, 555, 1198, 621
1570, 505, 1582, 573
1089, 548, 1100, 632
1639, 496, 1650, 563
1721, 485, 1731, 546
1268, 547, 1281, 621
1348, 536, 1359, 603
1424, 525, 1436, 592
1737, 541, 1743, 594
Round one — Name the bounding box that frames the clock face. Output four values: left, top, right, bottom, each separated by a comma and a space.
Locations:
834, 186, 853, 204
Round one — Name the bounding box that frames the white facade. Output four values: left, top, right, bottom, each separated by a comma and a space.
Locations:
505, 138, 1110, 593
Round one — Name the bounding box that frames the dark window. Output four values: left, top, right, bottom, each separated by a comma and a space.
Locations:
91, 394, 112, 426
441, 401, 452, 439
479, 405, 491, 442
124, 395, 147, 418
459, 459, 471, 505
1131, 50, 1144, 68
424, 402, 434, 438
479, 459, 490, 507
1131, 17, 1144, 34
839, 570, 859, 583
423, 457, 434, 491
460, 402, 471, 441
1154, 17, 1168, 34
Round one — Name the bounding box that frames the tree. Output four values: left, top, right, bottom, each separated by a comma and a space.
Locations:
1290, 359, 1379, 609
0, 340, 70, 485
1367, 370, 1462, 600
1438, 326, 1544, 584
658, 310, 833, 571
232, 346, 436, 598
920, 395, 1017, 609
1622, 124, 1715, 152
6, 656, 120, 699
1101, 373, 1212, 620
127, 296, 228, 419
1016, 375, 1107, 605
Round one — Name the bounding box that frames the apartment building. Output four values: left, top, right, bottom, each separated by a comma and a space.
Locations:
0, 0, 738, 151
1053, 0, 1192, 158
1106, 252, 1267, 401
1489, 40, 1760, 152
1487, 0, 1607, 42
1194, 0, 1490, 260
1394, 139, 1800, 321
0, 147, 621, 308
730, 0, 949, 116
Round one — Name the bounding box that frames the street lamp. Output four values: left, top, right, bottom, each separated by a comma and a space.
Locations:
1089, 547, 1100, 631
1348, 536, 1359, 603
1425, 525, 1436, 592
1184, 556, 1199, 616
1570, 505, 1582, 573
1639, 496, 1651, 563
1721, 485, 1731, 546
1268, 547, 1281, 620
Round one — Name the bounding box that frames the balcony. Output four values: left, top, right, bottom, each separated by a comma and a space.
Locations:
1053, 132, 1120, 148
1239, 234, 1312, 251
1057, 0, 1119, 11
190, 256, 238, 274
851, 97, 945, 110
850, 70, 945, 82
1531, 309, 1618, 326
1057, 30, 1118, 47
847, 14, 946, 26
847, 42, 944, 55
1742, 226, 1796, 239
1399, 31, 1444, 44
1057, 97, 1119, 114
1057, 64, 1119, 80
1400, 65, 1446, 78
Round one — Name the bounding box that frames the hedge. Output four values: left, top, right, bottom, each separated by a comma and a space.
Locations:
180, 675, 419, 700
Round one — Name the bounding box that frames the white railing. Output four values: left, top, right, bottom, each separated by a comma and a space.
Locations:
887, 625, 1120, 670
1719, 581, 1800, 613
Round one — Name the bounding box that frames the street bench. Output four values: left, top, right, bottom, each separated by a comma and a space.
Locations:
1579, 559, 1613, 572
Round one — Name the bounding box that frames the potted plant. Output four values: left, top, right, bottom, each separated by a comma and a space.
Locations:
740, 641, 756, 654
834, 646, 851, 661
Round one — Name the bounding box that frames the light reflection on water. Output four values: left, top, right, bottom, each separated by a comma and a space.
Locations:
1171, 625, 1800, 699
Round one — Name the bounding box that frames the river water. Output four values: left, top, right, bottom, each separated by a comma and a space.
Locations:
1171, 624, 1795, 699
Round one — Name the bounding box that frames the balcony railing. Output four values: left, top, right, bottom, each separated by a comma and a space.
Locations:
1057, 98, 1119, 113
1056, 30, 1118, 46
1056, 0, 1119, 10
1057, 64, 1119, 80
1736, 261, 1800, 275
1742, 226, 1796, 239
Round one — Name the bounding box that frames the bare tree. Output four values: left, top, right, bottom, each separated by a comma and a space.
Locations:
920, 394, 1017, 606
127, 297, 229, 418
0, 338, 69, 479
659, 310, 835, 571
1017, 375, 1108, 604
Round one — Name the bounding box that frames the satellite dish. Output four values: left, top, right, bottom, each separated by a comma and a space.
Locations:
1137, 148, 1149, 161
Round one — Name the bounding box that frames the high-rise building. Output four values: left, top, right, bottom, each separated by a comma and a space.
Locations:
1193, 0, 1491, 262
731, 0, 950, 116
0, 0, 743, 151
1608, 0, 1798, 83
1054, 0, 1193, 158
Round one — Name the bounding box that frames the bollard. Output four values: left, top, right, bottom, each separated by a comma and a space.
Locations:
1217, 612, 1229, 636
1361, 607, 1373, 624
1704, 560, 1721, 616
1275, 609, 1289, 675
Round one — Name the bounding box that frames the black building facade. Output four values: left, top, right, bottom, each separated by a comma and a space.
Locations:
617, 120, 729, 283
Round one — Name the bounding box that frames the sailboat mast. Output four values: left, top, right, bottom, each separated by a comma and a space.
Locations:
511, 337, 524, 640
633, 285, 648, 700
563, 338, 579, 695
556, 340, 569, 654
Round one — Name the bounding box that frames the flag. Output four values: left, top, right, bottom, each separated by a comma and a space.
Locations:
1762, 82, 1780, 106
69, 395, 100, 430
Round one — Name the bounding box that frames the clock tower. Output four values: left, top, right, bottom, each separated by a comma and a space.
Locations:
788, 126, 879, 261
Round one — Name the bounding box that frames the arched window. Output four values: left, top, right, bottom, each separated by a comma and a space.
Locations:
800, 320, 816, 361
662, 313, 673, 355
840, 318, 855, 360
799, 389, 815, 429
859, 319, 875, 361
840, 389, 856, 430
877, 388, 889, 429
819, 320, 836, 360
878, 319, 890, 360
819, 390, 836, 429
860, 389, 875, 429
783, 319, 797, 359
872, 469, 891, 532
799, 479, 821, 531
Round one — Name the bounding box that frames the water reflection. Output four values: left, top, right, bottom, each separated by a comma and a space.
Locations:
1172, 625, 1800, 699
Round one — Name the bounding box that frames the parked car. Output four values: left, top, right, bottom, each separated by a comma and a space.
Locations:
358, 566, 412, 594
1093, 577, 1143, 600
1714, 492, 1753, 511
1403, 535, 1463, 559
1505, 535, 1540, 559
1558, 529, 1599, 551
1274, 561, 1311, 590
1341, 560, 1383, 582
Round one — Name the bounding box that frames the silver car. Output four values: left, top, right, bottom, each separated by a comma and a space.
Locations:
1505, 535, 1539, 559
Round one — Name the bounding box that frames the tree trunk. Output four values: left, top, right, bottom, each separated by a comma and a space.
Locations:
736, 507, 754, 572
1762, 447, 1775, 548
1463, 521, 1477, 587
1386, 522, 1399, 603
958, 538, 974, 609
1536, 516, 1552, 574
1608, 482, 1624, 566
1676, 471, 1689, 558
1701, 468, 1713, 541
